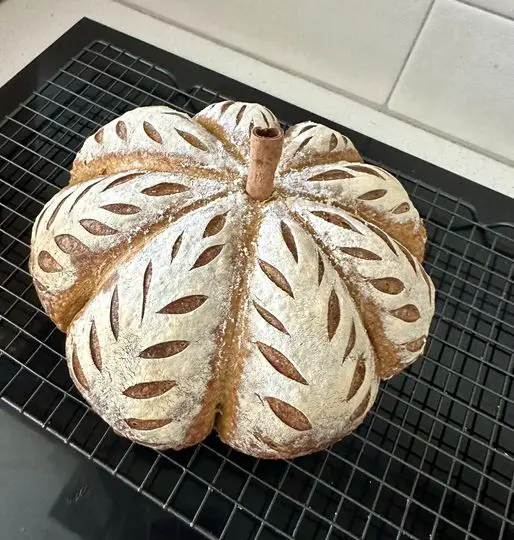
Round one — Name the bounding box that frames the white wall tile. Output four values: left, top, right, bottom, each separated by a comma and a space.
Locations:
390, 0, 514, 162
460, 0, 514, 19
120, 0, 433, 104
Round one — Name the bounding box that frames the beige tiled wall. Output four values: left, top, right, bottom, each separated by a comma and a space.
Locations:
121, 0, 434, 104
389, 1, 514, 162
121, 0, 514, 164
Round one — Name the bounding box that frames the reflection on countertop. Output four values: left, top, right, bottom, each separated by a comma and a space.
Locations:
0, 407, 203, 540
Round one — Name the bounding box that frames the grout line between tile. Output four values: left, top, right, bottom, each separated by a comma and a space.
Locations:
387, 108, 514, 169
456, 0, 514, 21
116, 0, 514, 173
116, 0, 384, 111
384, 0, 437, 107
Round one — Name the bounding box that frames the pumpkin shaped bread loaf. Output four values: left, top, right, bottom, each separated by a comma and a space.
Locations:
30, 102, 435, 459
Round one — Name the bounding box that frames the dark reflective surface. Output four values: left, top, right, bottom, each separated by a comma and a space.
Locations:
0, 408, 202, 540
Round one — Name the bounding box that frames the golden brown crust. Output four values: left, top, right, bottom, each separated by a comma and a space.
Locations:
215, 206, 263, 442
71, 152, 235, 186
195, 116, 245, 163
281, 149, 363, 173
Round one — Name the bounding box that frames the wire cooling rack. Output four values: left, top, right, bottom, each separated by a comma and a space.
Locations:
1, 38, 513, 540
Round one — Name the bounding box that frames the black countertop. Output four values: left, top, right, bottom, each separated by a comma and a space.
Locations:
0, 407, 203, 540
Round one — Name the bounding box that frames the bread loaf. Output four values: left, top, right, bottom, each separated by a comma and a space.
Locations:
30, 102, 434, 458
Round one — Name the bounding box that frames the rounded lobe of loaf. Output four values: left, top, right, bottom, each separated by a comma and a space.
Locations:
31, 100, 434, 458
71, 106, 241, 185
29, 170, 230, 330
279, 122, 362, 172
67, 195, 246, 448
279, 162, 426, 260
195, 101, 281, 162
288, 198, 435, 378
217, 205, 379, 458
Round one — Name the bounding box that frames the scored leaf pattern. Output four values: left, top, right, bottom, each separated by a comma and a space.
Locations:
170, 232, 183, 263
311, 210, 361, 233
176, 129, 208, 151
38, 251, 63, 273
253, 301, 289, 335
292, 137, 312, 158
398, 242, 418, 273
203, 213, 227, 237
101, 203, 141, 215
46, 191, 74, 229
110, 287, 120, 340
347, 356, 366, 400
358, 189, 387, 201
256, 342, 307, 385
280, 221, 298, 262
141, 183, 188, 196
116, 121, 127, 141
339, 247, 382, 260
327, 289, 340, 341
390, 304, 421, 322
258, 259, 294, 298
405, 336, 426, 352
368, 222, 398, 255
393, 202, 410, 214
80, 219, 118, 236
265, 397, 312, 431
279, 122, 362, 171
347, 164, 384, 178
74, 106, 238, 182
195, 101, 281, 160
317, 252, 325, 285
329, 133, 338, 151
279, 145, 426, 260
54, 234, 89, 255
89, 322, 102, 370
123, 380, 176, 399
309, 169, 353, 181
370, 277, 404, 295
125, 418, 172, 430
289, 198, 434, 375
226, 213, 379, 455
42, 101, 432, 456
236, 105, 247, 125
158, 295, 208, 314
139, 340, 190, 359
65, 197, 242, 447
102, 172, 143, 191
141, 262, 153, 322
31, 166, 231, 337
192, 245, 224, 269
343, 321, 356, 362
143, 121, 162, 144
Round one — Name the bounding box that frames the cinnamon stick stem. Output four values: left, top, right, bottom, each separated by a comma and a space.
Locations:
246, 127, 284, 201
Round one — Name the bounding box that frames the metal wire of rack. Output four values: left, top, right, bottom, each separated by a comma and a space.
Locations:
0, 39, 513, 540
